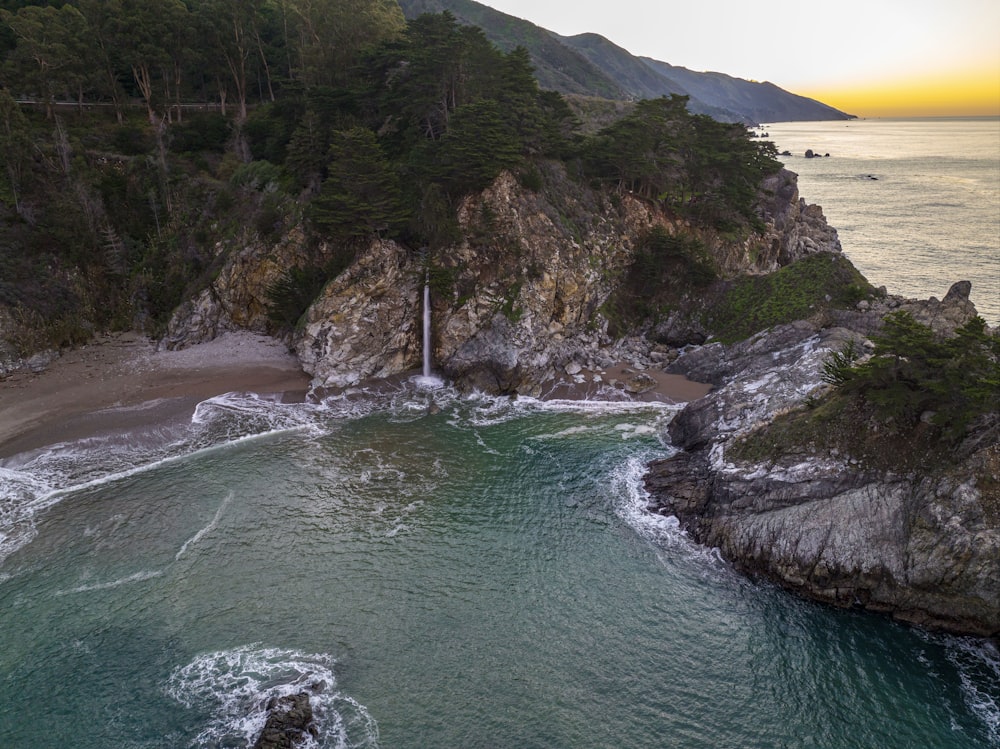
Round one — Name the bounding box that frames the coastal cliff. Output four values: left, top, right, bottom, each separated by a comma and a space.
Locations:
165, 163, 840, 394
645, 286, 999, 637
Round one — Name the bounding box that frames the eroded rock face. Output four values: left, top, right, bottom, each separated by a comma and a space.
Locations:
744, 168, 843, 271
295, 238, 421, 388
433, 168, 656, 393
160, 227, 318, 351
646, 313, 1000, 637
158, 165, 846, 396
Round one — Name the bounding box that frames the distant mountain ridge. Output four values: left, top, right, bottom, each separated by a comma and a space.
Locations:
396, 0, 853, 123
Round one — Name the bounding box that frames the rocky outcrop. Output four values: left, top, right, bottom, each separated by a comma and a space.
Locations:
753, 169, 842, 268
433, 167, 656, 394
252, 692, 318, 749
160, 226, 319, 351
295, 238, 421, 388
155, 163, 843, 395
645, 297, 999, 637
290, 164, 842, 393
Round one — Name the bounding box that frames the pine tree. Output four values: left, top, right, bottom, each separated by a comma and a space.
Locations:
431, 99, 522, 194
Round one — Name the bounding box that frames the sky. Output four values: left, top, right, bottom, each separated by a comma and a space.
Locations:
476, 0, 1000, 117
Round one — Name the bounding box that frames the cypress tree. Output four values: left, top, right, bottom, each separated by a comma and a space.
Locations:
309, 127, 408, 242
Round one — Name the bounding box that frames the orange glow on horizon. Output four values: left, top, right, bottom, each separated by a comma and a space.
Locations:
801, 70, 1000, 118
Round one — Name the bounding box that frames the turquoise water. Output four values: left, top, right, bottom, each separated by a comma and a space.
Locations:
765, 117, 1000, 325
1, 387, 997, 747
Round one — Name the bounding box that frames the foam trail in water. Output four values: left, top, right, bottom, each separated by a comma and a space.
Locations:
166, 645, 379, 749
55, 569, 164, 596
0, 393, 326, 565
945, 637, 1000, 744
608, 451, 724, 571
176, 492, 233, 562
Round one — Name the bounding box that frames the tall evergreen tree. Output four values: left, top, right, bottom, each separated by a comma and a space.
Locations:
309, 126, 408, 242
0, 3, 86, 119
425, 98, 522, 194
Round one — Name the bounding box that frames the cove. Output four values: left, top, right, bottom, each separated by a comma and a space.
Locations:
0, 389, 996, 747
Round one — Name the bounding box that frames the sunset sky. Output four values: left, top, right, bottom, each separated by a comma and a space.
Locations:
478, 0, 1000, 118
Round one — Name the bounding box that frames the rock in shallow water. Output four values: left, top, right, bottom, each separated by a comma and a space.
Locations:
252, 692, 318, 749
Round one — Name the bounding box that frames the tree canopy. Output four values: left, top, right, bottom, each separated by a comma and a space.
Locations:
824, 311, 1000, 440
0, 4, 786, 347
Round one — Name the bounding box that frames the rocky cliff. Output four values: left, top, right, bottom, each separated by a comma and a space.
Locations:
158, 226, 322, 351
149, 162, 841, 392
645, 285, 999, 637
289, 163, 841, 393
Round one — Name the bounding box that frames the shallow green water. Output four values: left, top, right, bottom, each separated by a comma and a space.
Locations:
1, 388, 996, 747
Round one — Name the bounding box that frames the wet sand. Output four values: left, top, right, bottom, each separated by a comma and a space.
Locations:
541, 363, 712, 404
0, 332, 310, 457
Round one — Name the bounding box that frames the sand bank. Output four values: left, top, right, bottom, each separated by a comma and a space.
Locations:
0, 332, 309, 457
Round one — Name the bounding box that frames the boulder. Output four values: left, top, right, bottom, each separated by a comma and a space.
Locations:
252, 692, 318, 749
295, 238, 421, 388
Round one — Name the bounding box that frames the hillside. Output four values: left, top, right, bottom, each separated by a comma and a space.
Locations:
395, 0, 624, 97
396, 0, 854, 123
0, 5, 791, 362
640, 57, 853, 123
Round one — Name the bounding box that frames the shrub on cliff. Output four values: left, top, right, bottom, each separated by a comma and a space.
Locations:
831, 311, 999, 440
703, 252, 874, 343
600, 225, 716, 336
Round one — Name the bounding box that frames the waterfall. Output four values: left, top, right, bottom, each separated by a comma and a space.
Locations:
422, 280, 432, 378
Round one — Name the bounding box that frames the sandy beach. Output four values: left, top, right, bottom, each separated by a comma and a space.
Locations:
0, 331, 712, 458
0, 331, 310, 457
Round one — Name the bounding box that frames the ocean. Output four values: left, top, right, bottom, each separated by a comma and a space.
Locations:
1, 119, 999, 748
0, 385, 997, 748
764, 117, 1000, 325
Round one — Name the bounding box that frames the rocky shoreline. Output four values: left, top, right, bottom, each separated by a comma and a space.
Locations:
3, 164, 995, 645
644, 283, 999, 638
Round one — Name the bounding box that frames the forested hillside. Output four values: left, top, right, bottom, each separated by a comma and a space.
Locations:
0, 1, 779, 355
396, 0, 854, 123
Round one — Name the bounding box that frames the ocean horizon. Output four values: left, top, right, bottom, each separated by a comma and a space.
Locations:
765, 116, 1000, 325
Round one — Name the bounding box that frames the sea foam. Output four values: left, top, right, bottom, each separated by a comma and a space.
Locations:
165, 645, 379, 749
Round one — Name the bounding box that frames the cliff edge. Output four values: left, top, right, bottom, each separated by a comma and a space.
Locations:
645, 285, 999, 637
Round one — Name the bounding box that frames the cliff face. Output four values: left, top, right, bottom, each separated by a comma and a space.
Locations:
149, 163, 842, 393
295, 238, 421, 388
159, 226, 320, 351
645, 289, 999, 637
289, 164, 842, 392
432, 169, 654, 393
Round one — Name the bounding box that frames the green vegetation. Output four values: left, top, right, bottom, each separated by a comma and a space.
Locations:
0, 2, 784, 351
827, 311, 1000, 440
601, 224, 716, 336
703, 252, 875, 343
581, 95, 781, 229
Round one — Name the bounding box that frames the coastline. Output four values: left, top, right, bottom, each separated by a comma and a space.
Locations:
0, 331, 712, 458
0, 331, 310, 457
